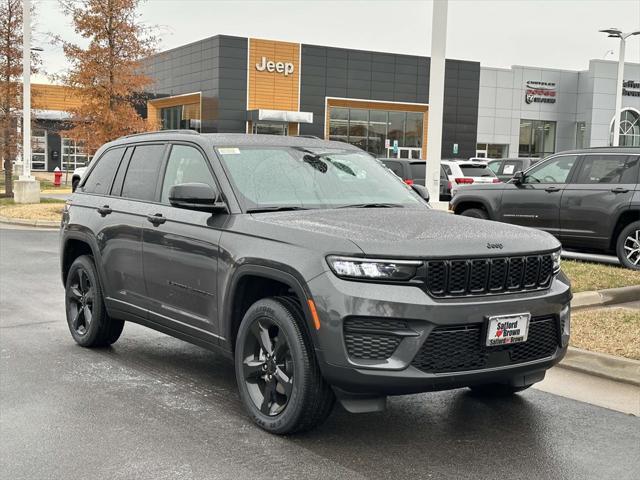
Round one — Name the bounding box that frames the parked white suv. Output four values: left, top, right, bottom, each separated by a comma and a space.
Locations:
442, 160, 500, 195
71, 166, 88, 192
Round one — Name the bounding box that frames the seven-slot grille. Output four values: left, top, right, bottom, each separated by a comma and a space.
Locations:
410, 315, 560, 374
425, 254, 554, 297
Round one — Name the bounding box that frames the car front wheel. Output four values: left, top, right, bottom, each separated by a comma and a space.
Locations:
616, 221, 640, 270
234, 297, 334, 434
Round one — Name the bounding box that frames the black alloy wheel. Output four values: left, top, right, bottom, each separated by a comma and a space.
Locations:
235, 297, 335, 434
65, 255, 124, 347
67, 267, 94, 336
242, 318, 294, 416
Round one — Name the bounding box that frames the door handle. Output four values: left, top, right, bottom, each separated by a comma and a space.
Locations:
146, 213, 167, 226
611, 187, 629, 194
97, 205, 112, 216
544, 186, 561, 193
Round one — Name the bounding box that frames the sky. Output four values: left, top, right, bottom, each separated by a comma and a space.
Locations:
32, 0, 640, 83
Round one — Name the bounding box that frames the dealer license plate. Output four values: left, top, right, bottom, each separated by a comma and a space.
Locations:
486, 313, 530, 347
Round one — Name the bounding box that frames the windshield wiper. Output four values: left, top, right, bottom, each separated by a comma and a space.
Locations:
336, 203, 404, 209
246, 206, 310, 213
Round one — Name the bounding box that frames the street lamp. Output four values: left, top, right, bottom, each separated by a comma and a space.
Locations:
599, 27, 640, 147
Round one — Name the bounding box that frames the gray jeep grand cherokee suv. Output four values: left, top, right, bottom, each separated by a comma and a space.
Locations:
60, 132, 571, 434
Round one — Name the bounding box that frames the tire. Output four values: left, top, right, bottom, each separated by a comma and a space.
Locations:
71, 177, 79, 192
468, 383, 533, 397
460, 208, 489, 220
234, 297, 335, 434
616, 220, 640, 270
65, 255, 124, 347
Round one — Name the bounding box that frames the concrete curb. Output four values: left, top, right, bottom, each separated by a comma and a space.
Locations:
559, 347, 640, 387
571, 285, 640, 310
0, 215, 59, 228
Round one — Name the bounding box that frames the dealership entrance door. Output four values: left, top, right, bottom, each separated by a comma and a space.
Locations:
385, 147, 422, 159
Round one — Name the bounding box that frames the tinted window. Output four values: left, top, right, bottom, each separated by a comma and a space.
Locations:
383, 160, 403, 177
411, 163, 426, 180
160, 145, 216, 204
121, 144, 166, 201
460, 165, 495, 177
82, 148, 124, 195
574, 155, 639, 185
524, 155, 577, 184
442, 164, 452, 176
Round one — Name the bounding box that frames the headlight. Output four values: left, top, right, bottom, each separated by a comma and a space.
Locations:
327, 256, 421, 281
551, 249, 561, 273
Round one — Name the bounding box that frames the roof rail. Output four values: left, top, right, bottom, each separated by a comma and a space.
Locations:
123, 129, 200, 139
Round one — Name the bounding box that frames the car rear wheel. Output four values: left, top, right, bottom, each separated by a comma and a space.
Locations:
460, 208, 488, 220
468, 383, 533, 396
65, 255, 124, 347
234, 297, 334, 434
616, 221, 640, 270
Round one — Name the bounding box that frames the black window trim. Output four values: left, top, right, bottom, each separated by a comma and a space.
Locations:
157, 140, 226, 207
521, 153, 581, 185
78, 145, 127, 197
571, 153, 640, 186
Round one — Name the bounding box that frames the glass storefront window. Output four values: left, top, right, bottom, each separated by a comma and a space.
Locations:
161, 105, 182, 130
519, 119, 556, 158
404, 112, 423, 148
348, 109, 368, 151
31, 129, 47, 171
62, 138, 91, 172
328, 106, 424, 157
610, 109, 640, 147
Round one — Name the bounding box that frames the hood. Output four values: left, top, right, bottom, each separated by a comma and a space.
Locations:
251, 207, 560, 258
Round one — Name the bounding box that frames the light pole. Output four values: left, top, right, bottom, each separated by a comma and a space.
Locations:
425, 0, 448, 208
14, 0, 40, 203
599, 27, 640, 147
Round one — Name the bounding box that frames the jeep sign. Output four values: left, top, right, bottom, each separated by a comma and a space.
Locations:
255, 56, 294, 76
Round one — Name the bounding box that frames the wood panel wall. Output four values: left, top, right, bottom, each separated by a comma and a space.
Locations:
32, 84, 82, 111
247, 39, 300, 112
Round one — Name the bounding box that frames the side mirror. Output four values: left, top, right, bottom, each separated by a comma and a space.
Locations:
512, 171, 524, 184
168, 183, 227, 213
411, 184, 430, 203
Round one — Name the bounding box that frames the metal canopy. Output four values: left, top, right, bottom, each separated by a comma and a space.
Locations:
246, 109, 313, 124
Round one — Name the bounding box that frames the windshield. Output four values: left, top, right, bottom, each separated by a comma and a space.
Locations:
216, 147, 423, 211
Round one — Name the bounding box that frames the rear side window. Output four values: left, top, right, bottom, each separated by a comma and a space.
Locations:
574, 155, 639, 185
460, 165, 496, 177
442, 164, 452, 176
410, 163, 426, 181
81, 148, 125, 195
488, 161, 501, 174
121, 144, 166, 201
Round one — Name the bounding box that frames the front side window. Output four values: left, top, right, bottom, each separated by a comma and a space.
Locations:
575, 155, 639, 185
160, 145, 216, 204
82, 148, 125, 195
121, 144, 166, 201
216, 147, 422, 210
523, 155, 577, 184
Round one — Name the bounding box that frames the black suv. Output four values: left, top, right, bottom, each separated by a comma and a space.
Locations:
451, 148, 640, 269
60, 132, 571, 434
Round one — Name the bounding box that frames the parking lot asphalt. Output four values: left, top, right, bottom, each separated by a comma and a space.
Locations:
1, 227, 639, 480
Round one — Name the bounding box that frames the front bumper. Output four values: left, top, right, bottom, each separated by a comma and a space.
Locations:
307, 270, 571, 395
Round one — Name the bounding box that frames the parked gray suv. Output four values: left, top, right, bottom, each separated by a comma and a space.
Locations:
451, 148, 640, 269
60, 132, 571, 434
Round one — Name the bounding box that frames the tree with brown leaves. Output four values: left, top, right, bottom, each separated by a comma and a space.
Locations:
1, 0, 25, 197
57, 0, 156, 155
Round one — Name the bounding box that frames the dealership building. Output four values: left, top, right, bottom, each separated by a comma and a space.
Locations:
17, 35, 640, 173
